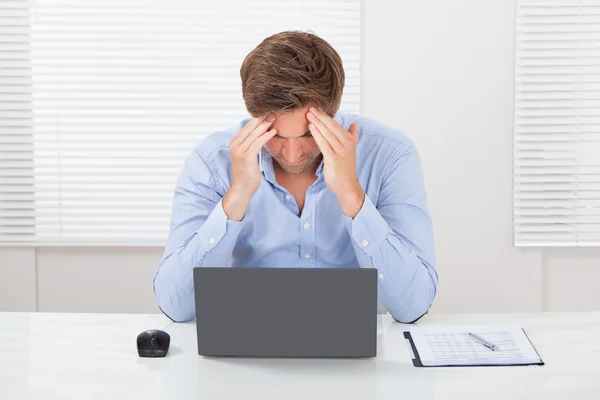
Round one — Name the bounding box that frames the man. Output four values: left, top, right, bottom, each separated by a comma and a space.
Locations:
153, 31, 438, 323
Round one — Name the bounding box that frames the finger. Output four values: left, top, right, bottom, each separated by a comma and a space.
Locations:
232, 116, 269, 146
308, 123, 334, 157
308, 116, 343, 153
238, 118, 275, 150
348, 123, 359, 138
248, 128, 277, 155
231, 117, 263, 146
309, 108, 349, 145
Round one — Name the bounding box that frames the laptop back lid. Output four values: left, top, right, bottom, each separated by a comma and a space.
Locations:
194, 267, 378, 358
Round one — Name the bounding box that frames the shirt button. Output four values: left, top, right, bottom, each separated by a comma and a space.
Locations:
285, 194, 292, 201
304, 222, 310, 230
208, 237, 216, 244
379, 273, 384, 279
304, 253, 311, 259
361, 240, 369, 247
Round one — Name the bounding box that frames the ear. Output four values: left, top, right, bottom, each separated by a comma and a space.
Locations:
348, 123, 359, 141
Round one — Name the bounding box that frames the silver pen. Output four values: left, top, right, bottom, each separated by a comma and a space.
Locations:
468, 332, 500, 351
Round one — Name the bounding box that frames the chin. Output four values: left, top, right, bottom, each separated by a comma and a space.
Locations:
276, 159, 313, 174
282, 166, 310, 174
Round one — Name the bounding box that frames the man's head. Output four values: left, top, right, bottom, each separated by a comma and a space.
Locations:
240, 31, 345, 174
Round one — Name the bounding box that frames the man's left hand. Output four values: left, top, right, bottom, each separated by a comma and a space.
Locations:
307, 107, 365, 218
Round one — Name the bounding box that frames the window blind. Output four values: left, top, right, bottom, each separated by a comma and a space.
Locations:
0, 0, 361, 245
514, 0, 600, 246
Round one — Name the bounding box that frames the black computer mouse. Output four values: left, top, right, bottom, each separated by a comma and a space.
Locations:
137, 329, 170, 358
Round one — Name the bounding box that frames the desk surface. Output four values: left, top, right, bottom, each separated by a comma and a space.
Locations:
1, 311, 599, 400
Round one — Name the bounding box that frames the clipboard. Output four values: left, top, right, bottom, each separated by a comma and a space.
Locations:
403, 329, 545, 368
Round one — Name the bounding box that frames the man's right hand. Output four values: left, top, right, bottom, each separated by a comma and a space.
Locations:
222, 116, 277, 221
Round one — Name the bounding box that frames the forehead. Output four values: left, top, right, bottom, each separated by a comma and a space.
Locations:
270, 107, 311, 139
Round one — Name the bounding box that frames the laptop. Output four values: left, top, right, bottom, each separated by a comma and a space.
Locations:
193, 267, 378, 358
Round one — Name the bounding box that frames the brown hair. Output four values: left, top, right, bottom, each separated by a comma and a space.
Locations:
240, 30, 345, 118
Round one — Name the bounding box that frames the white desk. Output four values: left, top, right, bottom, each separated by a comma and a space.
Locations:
1, 312, 599, 399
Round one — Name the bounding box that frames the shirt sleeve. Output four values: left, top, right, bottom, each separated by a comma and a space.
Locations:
343, 146, 438, 323
152, 149, 244, 322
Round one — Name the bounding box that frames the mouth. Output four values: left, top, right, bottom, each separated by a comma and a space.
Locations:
284, 158, 306, 166
276, 156, 306, 166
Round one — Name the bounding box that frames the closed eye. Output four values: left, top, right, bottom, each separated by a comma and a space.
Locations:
273, 131, 312, 139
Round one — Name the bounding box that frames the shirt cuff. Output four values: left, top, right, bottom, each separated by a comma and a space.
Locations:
197, 198, 245, 254
343, 194, 389, 257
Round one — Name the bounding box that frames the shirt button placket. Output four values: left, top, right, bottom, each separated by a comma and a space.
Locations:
300, 188, 317, 265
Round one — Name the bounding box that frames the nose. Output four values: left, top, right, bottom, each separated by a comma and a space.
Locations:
282, 140, 303, 163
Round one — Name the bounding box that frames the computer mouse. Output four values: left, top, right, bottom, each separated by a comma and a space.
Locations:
137, 329, 170, 358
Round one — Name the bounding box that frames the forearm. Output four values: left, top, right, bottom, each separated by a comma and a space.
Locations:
344, 195, 438, 323
359, 236, 436, 323
153, 199, 244, 322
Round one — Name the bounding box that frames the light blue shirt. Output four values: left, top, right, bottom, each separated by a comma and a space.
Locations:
153, 111, 438, 323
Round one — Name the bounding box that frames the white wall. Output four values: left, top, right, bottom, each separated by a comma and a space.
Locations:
0, 247, 162, 313
362, 0, 600, 313
2, 0, 600, 314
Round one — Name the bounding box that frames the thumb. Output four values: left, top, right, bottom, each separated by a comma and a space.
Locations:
348, 123, 359, 139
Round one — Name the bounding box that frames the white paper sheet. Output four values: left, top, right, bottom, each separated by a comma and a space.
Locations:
406, 325, 543, 367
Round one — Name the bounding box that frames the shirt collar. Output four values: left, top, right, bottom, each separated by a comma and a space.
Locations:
258, 146, 268, 173
315, 157, 325, 176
